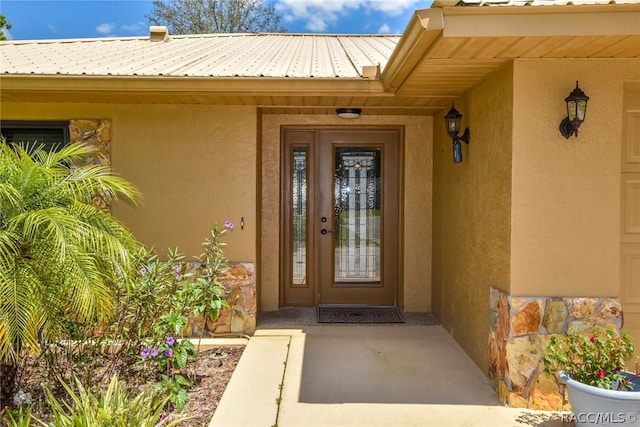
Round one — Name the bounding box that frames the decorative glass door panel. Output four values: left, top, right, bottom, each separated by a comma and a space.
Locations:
282, 128, 400, 307
292, 147, 307, 287
282, 130, 315, 306
334, 147, 381, 285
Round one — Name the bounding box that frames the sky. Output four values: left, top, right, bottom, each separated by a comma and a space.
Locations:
0, 0, 434, 41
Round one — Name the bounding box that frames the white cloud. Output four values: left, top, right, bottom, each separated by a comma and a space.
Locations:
367, 0, 422, 17
277, 0, 366, 32
378, 23, 391, 33
96, 23, 116, 35
120, 21, 149, 36
95, 21, 146, 38
305, 15, 329, 32
275, 0, 426, 33
122, 21, 146, 33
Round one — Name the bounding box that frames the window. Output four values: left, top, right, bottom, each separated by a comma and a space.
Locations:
0, 121, 70, 152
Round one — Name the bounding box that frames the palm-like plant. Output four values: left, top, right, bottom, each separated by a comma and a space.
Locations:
0, 140, 142, 408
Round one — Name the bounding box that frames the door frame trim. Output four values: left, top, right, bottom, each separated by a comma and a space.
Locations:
279, 125, 404, 308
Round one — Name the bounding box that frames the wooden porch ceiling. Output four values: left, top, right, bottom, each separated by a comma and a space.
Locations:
381, 5, 640, 102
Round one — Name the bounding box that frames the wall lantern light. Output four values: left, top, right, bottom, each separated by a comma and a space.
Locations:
444, 104, 470, 163
336, 108, 362, 119
559, 81, 589, 139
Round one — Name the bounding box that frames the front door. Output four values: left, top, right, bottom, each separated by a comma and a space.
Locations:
281, 127, 401, 307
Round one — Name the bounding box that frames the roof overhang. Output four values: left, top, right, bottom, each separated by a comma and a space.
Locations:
0, 75, 387, 100
382, 4, 640, 104
1, 4, 638, 114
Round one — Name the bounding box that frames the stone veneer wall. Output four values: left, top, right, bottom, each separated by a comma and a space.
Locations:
69, 119, 111, 167
69, 119, 112, 210
488, 287, 623, 410
184, 262, 257, 337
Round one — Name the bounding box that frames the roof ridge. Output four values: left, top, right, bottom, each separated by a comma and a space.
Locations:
1, 32, 403, 45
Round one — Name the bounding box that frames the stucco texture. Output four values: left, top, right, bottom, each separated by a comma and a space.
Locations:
433, 58, 640, 372
260, 114, 432, 312
0, 103, 258, 262
512, 58, 640, 297
432, 62, 514, 373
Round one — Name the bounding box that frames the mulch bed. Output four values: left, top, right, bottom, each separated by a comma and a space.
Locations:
4, 345, 244, 426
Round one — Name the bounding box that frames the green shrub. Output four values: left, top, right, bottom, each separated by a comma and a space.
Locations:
1, 405, 35, 427
40, 374, 189, 426
544, 327, 635, 390
0, 141, 142, 408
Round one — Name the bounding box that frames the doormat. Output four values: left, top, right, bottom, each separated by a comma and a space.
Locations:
317, 305, 404, 324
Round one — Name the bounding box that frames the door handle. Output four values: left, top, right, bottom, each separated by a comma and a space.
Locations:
320, 229, 333, 235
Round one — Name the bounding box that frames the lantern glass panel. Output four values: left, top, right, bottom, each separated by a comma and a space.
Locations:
445, 115, 461, 136
576, 100, 587, 122
567, 100, 577, 122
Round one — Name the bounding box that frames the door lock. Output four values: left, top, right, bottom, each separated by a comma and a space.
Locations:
320, 229, 333, 235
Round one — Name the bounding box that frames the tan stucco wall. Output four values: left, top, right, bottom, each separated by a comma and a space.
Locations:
260, 114, 432, 312
511, 58, 640, 297
0, 102, 257, 262
432, 62, 514, 373
433, 58, 640, 372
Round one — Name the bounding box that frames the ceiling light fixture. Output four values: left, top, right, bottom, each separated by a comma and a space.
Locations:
336, 108, 362, 119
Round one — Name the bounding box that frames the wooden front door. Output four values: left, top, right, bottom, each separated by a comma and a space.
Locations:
281, 127, 401, 307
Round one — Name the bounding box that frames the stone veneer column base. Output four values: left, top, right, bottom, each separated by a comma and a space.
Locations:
488, 287, 623, 410
184, 262, 257, 337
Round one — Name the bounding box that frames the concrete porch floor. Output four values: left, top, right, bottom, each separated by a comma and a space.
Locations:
210, 308, 568, 427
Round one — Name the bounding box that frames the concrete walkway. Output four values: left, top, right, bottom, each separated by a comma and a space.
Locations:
210, 310, 568, 427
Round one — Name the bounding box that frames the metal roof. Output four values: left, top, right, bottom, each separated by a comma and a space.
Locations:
0, 33, 400, 79
1, 4, 637, 115
435, 0, 639, 5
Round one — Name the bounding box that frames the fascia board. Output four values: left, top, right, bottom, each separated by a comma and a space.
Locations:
441, 4, 640, 37
0, 75, 387, 97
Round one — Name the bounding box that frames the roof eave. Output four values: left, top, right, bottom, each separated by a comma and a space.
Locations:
0, 75, 389, 101
381, 9, 445, 93
380, 4, 640, 100
439, 3, 640, 37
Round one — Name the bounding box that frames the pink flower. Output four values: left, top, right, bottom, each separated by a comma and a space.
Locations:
598, 370, 605, 379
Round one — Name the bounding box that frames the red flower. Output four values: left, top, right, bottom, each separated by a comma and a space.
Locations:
590, 336, 595, 343
598, 370, 605, 379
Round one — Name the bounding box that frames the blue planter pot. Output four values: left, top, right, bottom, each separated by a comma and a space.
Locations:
560, 371, 640, 426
